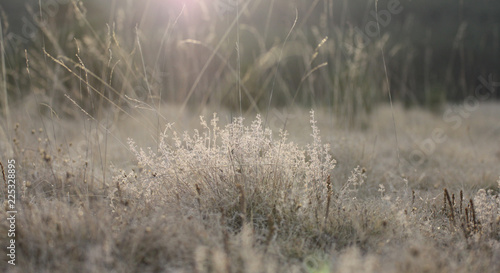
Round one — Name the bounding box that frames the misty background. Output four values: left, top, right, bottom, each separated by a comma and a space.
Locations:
1, 0, 499, 119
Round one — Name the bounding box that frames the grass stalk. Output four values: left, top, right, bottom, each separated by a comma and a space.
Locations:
444, 188, 455, 224
0, 161, 6, 189
324, 175, 332, 229
0, 19, 9, 131
375, 0, 400, 168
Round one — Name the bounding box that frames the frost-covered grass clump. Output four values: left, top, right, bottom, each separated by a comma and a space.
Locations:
124, 111, 343, 233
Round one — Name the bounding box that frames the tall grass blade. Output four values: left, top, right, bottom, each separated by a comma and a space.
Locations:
375, 0, 400, 168
0, 19, 9, 130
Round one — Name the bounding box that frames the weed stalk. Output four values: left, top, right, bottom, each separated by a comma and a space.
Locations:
324, 175, 332, 229
444, 188, 455, 224
0, 19, 9, 130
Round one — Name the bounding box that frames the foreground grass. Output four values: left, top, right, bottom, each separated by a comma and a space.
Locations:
0, 103, 499, 273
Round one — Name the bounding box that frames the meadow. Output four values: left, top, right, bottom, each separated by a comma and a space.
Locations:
0, 0, 499, 272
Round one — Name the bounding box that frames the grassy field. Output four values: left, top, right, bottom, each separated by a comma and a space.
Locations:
0, 0, 499, 272
0, 100, 499, 272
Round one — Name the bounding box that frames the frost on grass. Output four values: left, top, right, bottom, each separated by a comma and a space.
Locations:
473, 176, 500, 239
123, 111, 336, 216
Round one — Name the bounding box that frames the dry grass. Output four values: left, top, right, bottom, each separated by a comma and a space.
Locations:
0, 102, 499, 273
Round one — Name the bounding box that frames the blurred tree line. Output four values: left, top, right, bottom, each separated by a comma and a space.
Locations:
0, 0, 499, 116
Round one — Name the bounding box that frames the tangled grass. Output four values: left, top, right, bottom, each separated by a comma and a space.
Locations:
1, 107, 498, 273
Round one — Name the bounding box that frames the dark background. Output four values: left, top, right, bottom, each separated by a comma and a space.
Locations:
1, 0, 499, 116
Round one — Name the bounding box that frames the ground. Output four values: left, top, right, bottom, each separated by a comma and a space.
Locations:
0, 99, 499, 272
